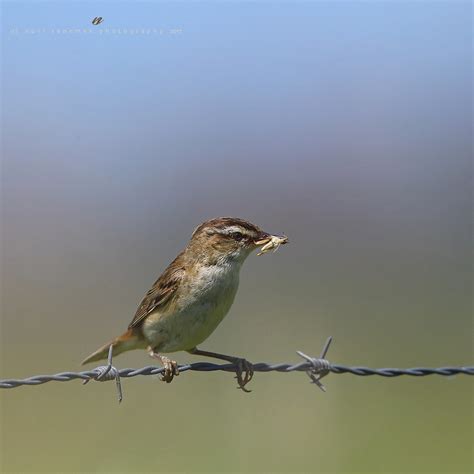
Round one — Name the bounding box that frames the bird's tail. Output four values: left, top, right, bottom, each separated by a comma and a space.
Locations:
81, 328, 145, 365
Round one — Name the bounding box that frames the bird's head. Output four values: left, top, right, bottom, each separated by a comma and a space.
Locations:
188, 217, 288, 265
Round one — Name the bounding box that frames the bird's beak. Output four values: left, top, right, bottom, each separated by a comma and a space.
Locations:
254, 232, 272, 246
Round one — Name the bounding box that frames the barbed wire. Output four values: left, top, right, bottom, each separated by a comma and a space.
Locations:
1, 337, 472, 403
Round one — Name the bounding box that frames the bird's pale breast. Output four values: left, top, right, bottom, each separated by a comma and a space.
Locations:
141, 262, 241, 352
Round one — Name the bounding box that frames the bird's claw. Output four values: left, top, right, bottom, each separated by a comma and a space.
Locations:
148, 349, 180, 384
159, 356, 179, 383
233, 358, 254, 393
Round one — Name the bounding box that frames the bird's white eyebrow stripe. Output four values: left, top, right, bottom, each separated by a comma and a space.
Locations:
213, 225, 255, 236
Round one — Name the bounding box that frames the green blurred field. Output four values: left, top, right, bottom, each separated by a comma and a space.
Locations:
2, 252, 472, 472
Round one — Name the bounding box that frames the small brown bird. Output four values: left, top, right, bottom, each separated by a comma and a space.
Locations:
82, 217, 288, 391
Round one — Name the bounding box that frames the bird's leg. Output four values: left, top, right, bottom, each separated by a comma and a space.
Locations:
147, 346, 179, 383
187, 347, 254, 392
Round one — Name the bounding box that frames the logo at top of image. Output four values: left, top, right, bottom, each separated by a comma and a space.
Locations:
92, 17, 103, 26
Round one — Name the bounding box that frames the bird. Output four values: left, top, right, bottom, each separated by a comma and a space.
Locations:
81, 217, 288, 391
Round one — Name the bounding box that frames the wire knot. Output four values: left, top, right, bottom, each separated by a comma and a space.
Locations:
82, 345, 123, 403
93, 365, 120, 382
308, 357, 331, 373
296, 336, 333, 392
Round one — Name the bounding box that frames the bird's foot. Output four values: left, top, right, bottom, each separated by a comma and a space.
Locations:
186, 347, 254, 392
159, 356, 180, 383
233, 357, 254, 393
148, 350, 180, 383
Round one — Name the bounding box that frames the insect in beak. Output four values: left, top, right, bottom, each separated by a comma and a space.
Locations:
254, 233, 289, 256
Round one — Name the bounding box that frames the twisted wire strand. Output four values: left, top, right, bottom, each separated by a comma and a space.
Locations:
1, 337, 472, 402
1, 361, 473, 389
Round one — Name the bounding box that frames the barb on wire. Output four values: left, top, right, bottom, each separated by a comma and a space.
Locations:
1, 337, 473, 403
297, 336, 333, 391
82, 345, 123, 403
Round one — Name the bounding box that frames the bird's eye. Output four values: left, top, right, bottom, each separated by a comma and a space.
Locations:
230, 231, 244, 241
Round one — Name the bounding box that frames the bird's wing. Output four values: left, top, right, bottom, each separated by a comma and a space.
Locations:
128, 253, 185, 329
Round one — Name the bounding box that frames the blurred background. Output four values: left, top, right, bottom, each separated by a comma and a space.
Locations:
1, 1, 472, 473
